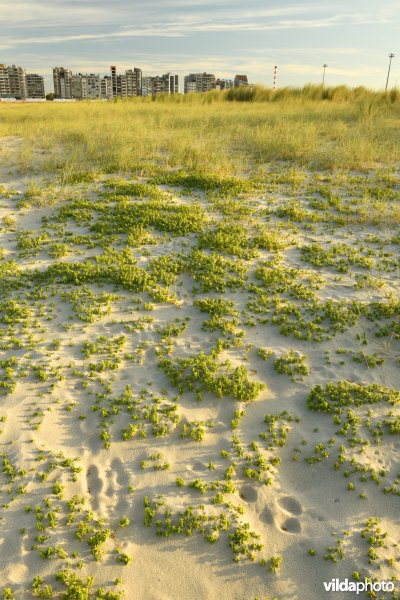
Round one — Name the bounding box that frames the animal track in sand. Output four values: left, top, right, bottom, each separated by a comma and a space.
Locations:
277, 495, 303, 516
239, 485, 258, 502
192, 460, 205, 472
277, 495, 303, 534
260, 506, 274, 525
280, 517, 301, 534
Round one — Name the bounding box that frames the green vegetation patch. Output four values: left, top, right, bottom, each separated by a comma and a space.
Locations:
194, 297, 240, 334
198, 222, 287, 259
159, 350, 265, 402
149, 170, 257, 197
187, 249, 248, 292
300, 243, 375, 272
144, 496, 264, 563
90, 199, 208, 236
308, 381, 400, 414
274, 350, 309, 381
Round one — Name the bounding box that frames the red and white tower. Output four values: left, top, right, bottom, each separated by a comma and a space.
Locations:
273, 65, 278, 91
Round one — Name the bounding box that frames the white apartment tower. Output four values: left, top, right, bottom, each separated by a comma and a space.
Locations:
110, 65, 142, 97
1, 64, 45, 99
53, 67, 72, 98
142, 73, 178, 96
26, 74, 45, 98
4, 65, 27, 98
0, 64, 11, 97
100, 76, 113, 99
184, 73, 216, 93
70, 74, 102, 99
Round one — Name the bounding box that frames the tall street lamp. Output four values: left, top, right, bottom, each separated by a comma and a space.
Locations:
322, 64, 328, 87
385, 53, 395, 92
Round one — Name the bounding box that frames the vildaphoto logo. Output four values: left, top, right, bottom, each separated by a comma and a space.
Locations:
323, 579, 395, 594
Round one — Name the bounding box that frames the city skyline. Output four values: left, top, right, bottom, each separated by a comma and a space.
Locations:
1, 0, 398, 93
0, 63, 250, 99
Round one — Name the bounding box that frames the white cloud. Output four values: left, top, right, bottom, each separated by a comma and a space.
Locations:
2, 0, 397, 89
1, 8, 382, 52
1, 2, 110, 24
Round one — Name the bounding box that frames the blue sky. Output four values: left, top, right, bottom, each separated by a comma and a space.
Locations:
1, 0, 399, 93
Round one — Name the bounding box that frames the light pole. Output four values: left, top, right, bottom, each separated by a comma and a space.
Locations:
385, 53, 395, 92
322, 64, 328, 87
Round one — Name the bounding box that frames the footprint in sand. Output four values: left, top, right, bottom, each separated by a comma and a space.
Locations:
87, 465, 103, 511
277, 495, 303, 534
112, 457, 130, 487
104, 457, 130, 515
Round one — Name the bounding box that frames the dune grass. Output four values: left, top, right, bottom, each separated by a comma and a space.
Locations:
0, 84, 399, 183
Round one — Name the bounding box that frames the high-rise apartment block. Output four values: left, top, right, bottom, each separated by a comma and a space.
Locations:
168, 74, 179, 94
109, 66, 143, 98
137, 73, 179, 96
71, 74, 102, 99
101, 76, 113, 99
116, 73, 127, 97
140, 72, 177, 96
0, 64, 30, 98
53, 67, 72, 99
7, 65, 27, 98
26, 74, 45, 98
110, 66, 117, 97
0, 64, 11, 97
184, 73, 216, 93
126, 68, 142, 97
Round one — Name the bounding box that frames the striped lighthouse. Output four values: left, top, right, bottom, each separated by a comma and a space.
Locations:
273, 65, 278, 91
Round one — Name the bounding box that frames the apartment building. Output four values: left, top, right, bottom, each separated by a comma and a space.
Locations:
142, 73, 178, 96
215, 78, 234, 90
116, 74, 127, 97
8, 65, 27, 98
71, 73, 115, 99
110, 66, 117, 97
184, 80, 197, 94
168, 74, 179, 94
110, 66, 143, 98
26, 74, 45, 98
234, 74, 248, 87
184, 72, 216, 93
53, 67, 72, 99
0, 64, 11, 97
100, 76, 113, 99
0, 64, 27, 98
70, 74, 87, 99
126, 68, 142, 96
55, 69, 119, 100
0, 64, 46, 99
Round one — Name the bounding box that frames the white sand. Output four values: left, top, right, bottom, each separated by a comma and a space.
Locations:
0, 137, 399, 599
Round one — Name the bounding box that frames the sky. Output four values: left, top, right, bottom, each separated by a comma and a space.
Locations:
1, 0, 399, 93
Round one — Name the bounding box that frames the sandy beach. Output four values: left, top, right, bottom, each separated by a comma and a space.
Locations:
0, 131, 399, 599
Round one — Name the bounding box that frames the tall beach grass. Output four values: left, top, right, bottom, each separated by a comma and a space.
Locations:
0, 84, 399, 181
